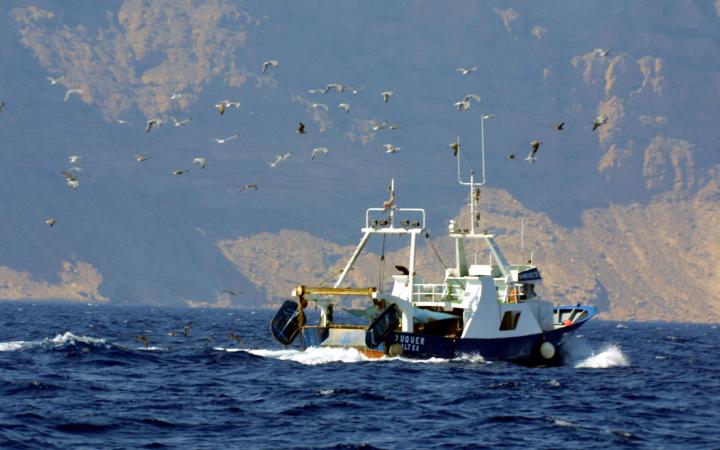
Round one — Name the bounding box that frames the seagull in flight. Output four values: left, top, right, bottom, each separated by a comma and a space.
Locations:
61, 171, 80, 189
212, 134, 238, 144
505, 153, 516, 160
456, 67, 478, 75
383, 144, 401, 153
47, 76, 64, 85
371, 121, 400, 131
68, 155, 82, 164
337, 103, 351, 113
310, 103, 329, 112
297, 122, 306, 134
114, 119, 132, 126
448, 139, 460, 157
525, 140, 541, 164
554, 122, 565, 131
269, 152, 292, 168
592, 115, 607, 131
239, 184, 258, 192
381, 91, 394, 103
215, 100, 240, 115
170, 92, 184, 100
135, 335, 150, 348
46, 218, 57, 227
169, 116, 191, 127
145, 118, 163, 133
192, 157, 206, 169
172, 169, 189, 175
348, 86, 365, 94
311, 147, 329, 160
262, 59, 279, 73
133, 153, 149, 162
593, 48, 613, 57
64, 89, 83, 103
322, 83, 345, 94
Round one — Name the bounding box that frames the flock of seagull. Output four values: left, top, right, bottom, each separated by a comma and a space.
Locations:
0, 48, 615, 229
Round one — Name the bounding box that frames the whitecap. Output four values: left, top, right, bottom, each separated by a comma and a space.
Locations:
452, 353, 488, 364
45, 332, 106, 346
553, 418, 576, 428
0, 341, 31, 352
575, 344, 629, 368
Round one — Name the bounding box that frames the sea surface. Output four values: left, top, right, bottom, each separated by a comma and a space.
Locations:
0, 302, 718, 450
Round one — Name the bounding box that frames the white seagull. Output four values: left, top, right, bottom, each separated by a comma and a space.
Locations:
322, 83, 345, 94
212, 134, 239, 144
169, 116, 192, 127
64, 89, 83, 103
337, 103, 351, 113
311, 147, 329, 160
381, 91, 394, 103
269, 152, 292, 168
68, 155, 82, 164
310, 103, 329, 112
215, 100, 240, 115
456, 67, 478, 75
47, 76, 64, 85
525, 140, 541, 164
145, 118, 163, 133
132, 153, 149, 162
383, 144, 401, 153
192, 157, 206, 169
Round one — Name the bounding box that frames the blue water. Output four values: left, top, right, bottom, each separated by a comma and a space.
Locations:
0, 302, 718, 449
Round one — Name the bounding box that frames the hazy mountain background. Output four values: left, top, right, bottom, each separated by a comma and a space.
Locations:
1, 0, 718, 322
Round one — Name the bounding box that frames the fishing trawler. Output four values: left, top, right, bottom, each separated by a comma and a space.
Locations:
271, 123, 596, 363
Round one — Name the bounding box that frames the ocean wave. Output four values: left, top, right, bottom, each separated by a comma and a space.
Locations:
575, 344, 630, 368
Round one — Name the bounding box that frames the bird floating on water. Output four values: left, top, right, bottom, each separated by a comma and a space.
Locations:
183, 323, 193, 337
212, 134, 238, 144
337, 103, 351, 113
262, 59, 279, 73
311, 147, 329, 160
456, 67, 478, 75
192, 157, 206, 169
64, 89, 83, 103
381, 91, 394, 103
297, 122, 306, 134
525, 140, 541, 164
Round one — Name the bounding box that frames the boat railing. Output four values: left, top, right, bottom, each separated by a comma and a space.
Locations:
412, 282, 463, 303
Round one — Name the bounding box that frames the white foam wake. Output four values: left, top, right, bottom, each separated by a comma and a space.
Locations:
574, 344, 629, 368
45, 332, 107, 346
0, 341, 31, 352
248, 346, 374, 365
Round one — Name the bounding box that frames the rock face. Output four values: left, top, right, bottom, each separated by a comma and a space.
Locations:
0, 1, 718, 320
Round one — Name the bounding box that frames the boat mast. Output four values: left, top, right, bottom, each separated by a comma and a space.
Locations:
457, 114, 494, 234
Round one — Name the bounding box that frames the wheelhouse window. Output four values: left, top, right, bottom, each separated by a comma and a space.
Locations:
499, 311, 521, 330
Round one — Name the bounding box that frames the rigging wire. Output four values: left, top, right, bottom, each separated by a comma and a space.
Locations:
378, 234, 386, 293
424, 230, 448, 270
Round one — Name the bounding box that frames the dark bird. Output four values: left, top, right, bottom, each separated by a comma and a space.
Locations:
145, 118, 162, 133
135, 335, 150, 348
381, 91, 394, 103
297, 122, 306, 134
449, 139, 460, 157
228, 332, 243, 343
525, 140, 541, 164
505, 153, 516, 160
554, 122, 565, 131
0, 101, 5, 112
172, 169, 189, 175
262, 59, 279, 73
395, 265, 410, 275
184, 323, 193, 337
239, 184, 258, 192
592, 115, 607, 131
220, 289, 236, 296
